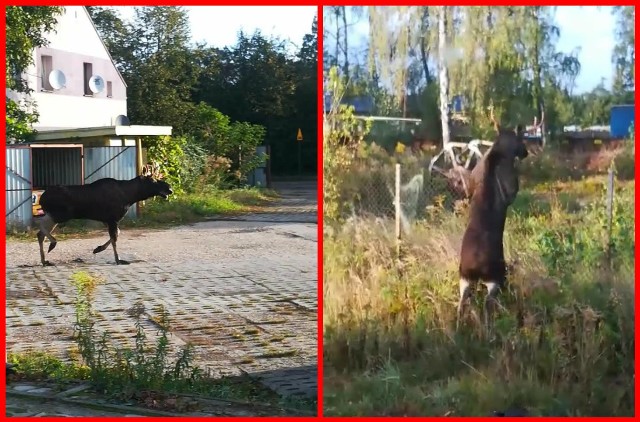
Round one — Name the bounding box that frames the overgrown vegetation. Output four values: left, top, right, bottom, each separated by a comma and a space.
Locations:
323, 96, 635, 415
8, 271, 315, 415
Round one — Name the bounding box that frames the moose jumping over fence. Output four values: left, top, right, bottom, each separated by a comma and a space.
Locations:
35, 163, 173, 266
456, 109, 544, 329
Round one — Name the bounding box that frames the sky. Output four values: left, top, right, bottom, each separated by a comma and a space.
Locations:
325, 6, 617, 94
114, 6, 318, 51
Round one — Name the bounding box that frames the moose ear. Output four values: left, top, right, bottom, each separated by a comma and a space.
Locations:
515, 124, 525, 139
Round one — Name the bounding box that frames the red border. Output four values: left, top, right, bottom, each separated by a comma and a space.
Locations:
2, 2, 639, 422
316, 3, 324, 418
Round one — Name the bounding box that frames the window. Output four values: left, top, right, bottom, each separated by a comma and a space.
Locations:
83, 62, 93, 95
107, 81, 113, 98
41, 55, 53, 91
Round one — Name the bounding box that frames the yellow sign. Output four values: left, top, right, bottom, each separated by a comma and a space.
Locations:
297, 128, 303, 141
32, 190, 45, 217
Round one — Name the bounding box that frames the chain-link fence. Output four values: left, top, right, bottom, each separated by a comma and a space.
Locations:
329, 146, 630, 268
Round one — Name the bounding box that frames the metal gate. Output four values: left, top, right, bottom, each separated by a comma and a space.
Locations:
6, 146, 32, 228
84, 146, 138, 218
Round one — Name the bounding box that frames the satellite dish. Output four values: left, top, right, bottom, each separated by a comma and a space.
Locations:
114, 115, 130, 126
48, 69, 66, 90
89, 75, 105, 93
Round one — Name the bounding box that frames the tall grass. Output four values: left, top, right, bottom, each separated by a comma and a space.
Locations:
323, 170, 635, 416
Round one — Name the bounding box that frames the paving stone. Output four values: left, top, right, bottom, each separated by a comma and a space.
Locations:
6, 181, 318, 399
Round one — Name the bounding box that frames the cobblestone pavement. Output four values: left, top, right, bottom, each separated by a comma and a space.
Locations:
5, 180, 318, 415
210, 180, 317, 224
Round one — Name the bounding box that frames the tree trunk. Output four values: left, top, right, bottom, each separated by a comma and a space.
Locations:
531, 7, 545, 146
438, 6, 451, 147
419, 7, 432, 84
334, 8, 340, 68
341, 6, 349, 80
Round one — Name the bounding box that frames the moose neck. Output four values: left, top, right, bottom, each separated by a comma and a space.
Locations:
125, 177, 159, 204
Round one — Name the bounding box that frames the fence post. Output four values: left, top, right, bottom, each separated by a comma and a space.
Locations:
606, 166, 615, 266
395, 163, 402, 258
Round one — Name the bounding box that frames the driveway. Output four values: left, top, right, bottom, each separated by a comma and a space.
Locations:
5, 181, 318, 407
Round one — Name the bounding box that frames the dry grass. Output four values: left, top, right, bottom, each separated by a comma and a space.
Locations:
323, 174, 635, 416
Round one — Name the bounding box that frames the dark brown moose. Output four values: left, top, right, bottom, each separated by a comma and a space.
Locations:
456, 110, 544, 329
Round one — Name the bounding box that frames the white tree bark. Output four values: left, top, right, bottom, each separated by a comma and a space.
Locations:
438, 6, 451, 147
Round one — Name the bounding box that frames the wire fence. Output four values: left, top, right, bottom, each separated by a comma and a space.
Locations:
335, 152, 622, 266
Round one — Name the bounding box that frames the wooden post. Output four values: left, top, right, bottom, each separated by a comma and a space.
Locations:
136, 137, 143, 216
395, 163, 402, 258
606, 166, 615, 266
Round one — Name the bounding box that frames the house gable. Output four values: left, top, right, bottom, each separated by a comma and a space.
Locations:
40, 6, 126, 88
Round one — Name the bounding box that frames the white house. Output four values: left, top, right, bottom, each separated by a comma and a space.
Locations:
7, 6, 130, 130
6, 6, 172, 228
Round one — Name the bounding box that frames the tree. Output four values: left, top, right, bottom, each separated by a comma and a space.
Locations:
91, 6, 317, 177
126, 7, 199, 134
437, 6, 451, 146
5, 6, 63, 142
611, 6, 635, 100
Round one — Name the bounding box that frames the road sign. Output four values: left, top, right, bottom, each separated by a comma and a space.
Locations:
297, 128, 303, 141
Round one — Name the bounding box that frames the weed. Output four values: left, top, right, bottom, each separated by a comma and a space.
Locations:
324, 175, 635, 416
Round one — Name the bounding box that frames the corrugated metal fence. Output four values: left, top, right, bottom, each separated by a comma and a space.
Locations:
6, 147, 32, 229
6, 145, 138, 229
84, 146, 137, 219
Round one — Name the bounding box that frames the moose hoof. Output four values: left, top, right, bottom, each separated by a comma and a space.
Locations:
48, 242, 57, 253
42, 260, 54, 267
93, 246, 105, 254
116, 259, 130, 265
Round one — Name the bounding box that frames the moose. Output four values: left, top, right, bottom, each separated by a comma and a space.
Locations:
456, 109, 544, 329
35, 163, 173, 266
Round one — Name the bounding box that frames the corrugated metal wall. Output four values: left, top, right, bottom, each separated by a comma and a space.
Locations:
84, 146, 137, 218
6, 147, 32, 228
32, 147, 83, 188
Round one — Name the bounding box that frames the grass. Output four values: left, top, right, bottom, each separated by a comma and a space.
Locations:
323, 148, 635, 416
6, 187, 279, 241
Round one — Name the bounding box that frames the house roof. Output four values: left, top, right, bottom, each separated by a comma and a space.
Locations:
32, 125, 173, 141
82, 6, 127, 88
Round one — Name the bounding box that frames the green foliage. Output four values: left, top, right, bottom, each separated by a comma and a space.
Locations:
323, 67, 373, 223
144, 135, 187, 194
5, 98, 38, 143
188, 102, 267, 186
611, 6, 635, 96
88, 6, 317, 177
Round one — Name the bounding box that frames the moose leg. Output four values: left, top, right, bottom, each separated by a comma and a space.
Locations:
36, 214, 58, 266
107, 223, 128, 265
92, 239, 111, 254
483, 281, 501, 329
456, 278, 473, 330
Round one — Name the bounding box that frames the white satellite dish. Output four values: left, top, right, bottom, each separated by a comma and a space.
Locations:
88, 75, 105, 94
48, 69, 66, 90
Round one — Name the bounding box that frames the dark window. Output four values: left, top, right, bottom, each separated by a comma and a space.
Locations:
83, 62, 93, 95
107, 81, 113, 98
41, 55, 53, 91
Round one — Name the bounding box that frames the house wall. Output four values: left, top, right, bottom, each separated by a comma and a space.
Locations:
6, 6, 127, 131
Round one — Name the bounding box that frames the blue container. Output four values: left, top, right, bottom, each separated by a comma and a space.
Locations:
610, 104, 635, 139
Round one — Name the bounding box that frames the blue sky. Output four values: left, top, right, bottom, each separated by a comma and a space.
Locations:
114, 6, 318, 51
325, 6, 617, 94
